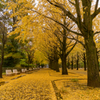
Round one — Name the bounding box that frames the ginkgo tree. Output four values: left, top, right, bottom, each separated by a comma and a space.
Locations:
36, 0, 100, 87
5, 0, 100, 87
35, 26, 60, 71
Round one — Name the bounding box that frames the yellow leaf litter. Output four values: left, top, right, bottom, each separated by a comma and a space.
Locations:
0, 68, 100, 100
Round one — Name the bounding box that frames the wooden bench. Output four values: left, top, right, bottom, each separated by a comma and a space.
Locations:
33, 68, 35, 70
13, 69, 20, 74
21, 69, 25, 73
6, 70, 13, 76
29, 68, 32, 71
25, 68, 28, 72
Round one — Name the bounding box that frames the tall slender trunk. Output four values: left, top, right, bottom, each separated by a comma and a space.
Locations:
49, 59, 53, 69
61, 55, 68, 75
76, 52, 79, 70
49, 59, 52, 69
0, 33, 5, 78
83, 53, 86, 71
71, 55, 73, 70
55, 59, 59, 72
53, 60, 56, 71
85, 35, 100, 87
61, 24, 68, 75
67, 56, 70, 69
54, 47, 59, 72
0, 63, 2, 78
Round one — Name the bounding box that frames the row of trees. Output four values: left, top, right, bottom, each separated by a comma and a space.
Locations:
1, 0, 100, 87
0, 0, 47, 78
37, 0, 100, 87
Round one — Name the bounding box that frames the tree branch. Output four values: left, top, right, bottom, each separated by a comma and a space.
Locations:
67, 39, 73, 46
32, 9, 83, 36
94, 31, 100, 36
66, 43, 76, 49
66, 40, 77, 56
91, 7, 100, 20
47, 0, 78, 24
75, 0, 82, 28
97, 49, 100, 53
53, 31, 63, 45
68, 0, 76, 6
67, 36, 85, 48
95, 0, 99, 11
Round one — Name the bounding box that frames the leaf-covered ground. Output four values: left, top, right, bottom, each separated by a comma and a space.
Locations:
51, 69, 100, 100
0, 69, 56, 100
0, 68, 100, 100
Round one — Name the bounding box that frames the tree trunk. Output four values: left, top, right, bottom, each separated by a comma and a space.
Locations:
49, 58, 57, 70
76, 52, 79, 70
49, 59, 52, 69
0, 62, 2, 78
71, 55, 73, 70
62, 55, 68, 75
83, 53, 86, 71
0, 44, 4, 78
0, 34, 5, 78
61, 25, 68, 75
85, 36, 100, 87
0, 47, 3, 78
49, 59, 53, 69
55, 59, 59, 72
67, 56, 70, 69
54, 47, 59, 72
53, 61, 56, 71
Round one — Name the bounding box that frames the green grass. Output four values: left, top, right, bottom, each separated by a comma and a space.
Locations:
2, 73, 6, 75
71, 78, 79, 82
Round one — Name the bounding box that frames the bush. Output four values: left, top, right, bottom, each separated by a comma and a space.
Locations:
71, 78, 79, 82
20, 59, 28, 67
3, 57, 20, 68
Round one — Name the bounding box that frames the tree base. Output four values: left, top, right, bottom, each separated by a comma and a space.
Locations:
87, 78, 100, 87
62, 72, 68, 75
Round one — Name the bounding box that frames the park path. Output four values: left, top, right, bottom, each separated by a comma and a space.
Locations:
0, 69, 56, 100
68, 68, 87, 75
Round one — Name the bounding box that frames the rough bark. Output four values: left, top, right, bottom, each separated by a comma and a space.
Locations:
49, 59, 52, 69
83, 53, 86, 71
49, 59, 54, 70
71, 55, 73, 70
76, 52, 79, 70
85, 35, 100, 87
67, 56, 70, 69
0, 31, 5, 78
55, 59, 59, 72
54, 47, 60, 72
61, 55, 68, 75
0, 63, 2, 78
61, 25, 68, 75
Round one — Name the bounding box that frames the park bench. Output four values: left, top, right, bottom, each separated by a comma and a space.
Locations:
13, 69, 20, 74
25, 68, 28, 72
6, 70, 13, 76
21, 69, 25, 73
29, 68, 32, 71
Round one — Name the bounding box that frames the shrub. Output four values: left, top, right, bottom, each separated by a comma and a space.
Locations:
71, 78, 79, 82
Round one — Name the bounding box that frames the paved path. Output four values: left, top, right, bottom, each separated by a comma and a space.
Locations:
69, 69, 87, 75
0, 69, 56, 100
